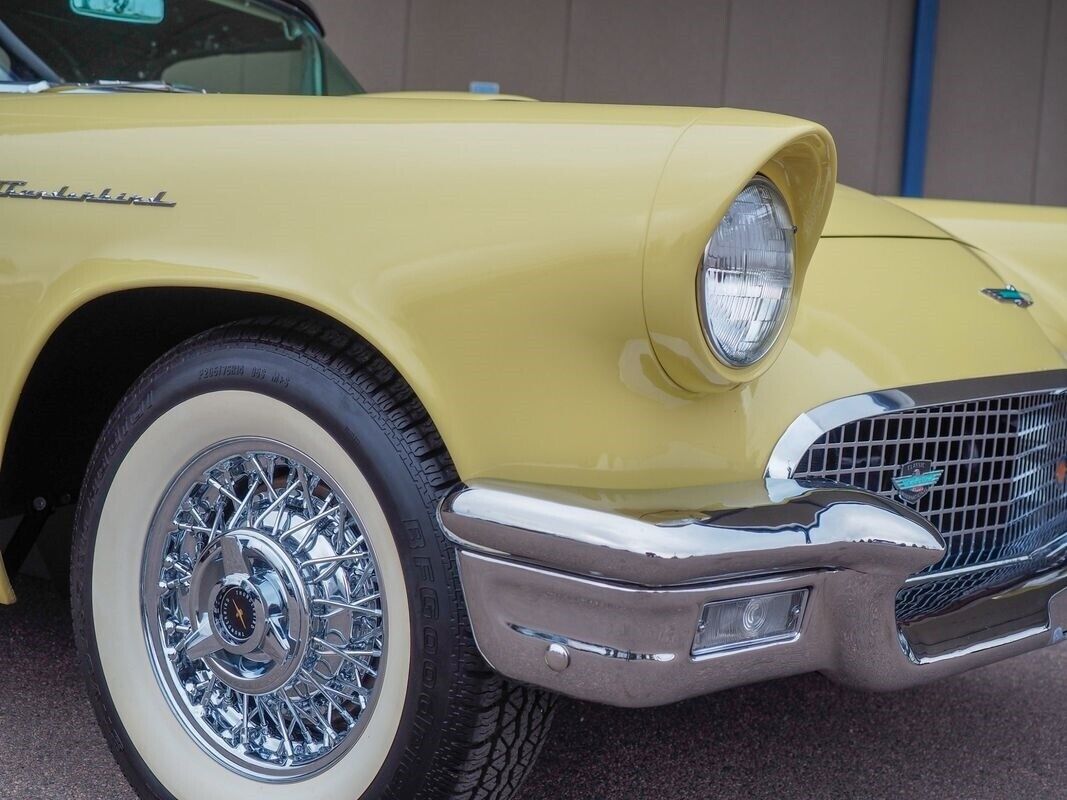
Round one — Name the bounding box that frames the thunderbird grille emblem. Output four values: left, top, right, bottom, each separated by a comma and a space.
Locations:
982, 285, 1033, 308
892, 460, 944, 504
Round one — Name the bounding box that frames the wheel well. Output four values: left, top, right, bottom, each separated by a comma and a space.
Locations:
0, 288, 346, 518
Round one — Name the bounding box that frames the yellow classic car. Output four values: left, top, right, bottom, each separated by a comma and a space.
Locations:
1, 1, 1065, 799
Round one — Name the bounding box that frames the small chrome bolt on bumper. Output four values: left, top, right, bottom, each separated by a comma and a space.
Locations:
545, 643, 570, 672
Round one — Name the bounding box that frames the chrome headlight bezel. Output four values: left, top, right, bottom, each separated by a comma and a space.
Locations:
697, 176, 797, 368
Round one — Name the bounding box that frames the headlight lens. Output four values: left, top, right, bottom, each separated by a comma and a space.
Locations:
699, 176, 796, 367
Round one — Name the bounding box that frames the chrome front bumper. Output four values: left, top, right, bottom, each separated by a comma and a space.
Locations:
439, 479, 1067, 707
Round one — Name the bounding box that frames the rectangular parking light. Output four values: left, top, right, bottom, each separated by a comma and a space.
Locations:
692, 589, 808, 656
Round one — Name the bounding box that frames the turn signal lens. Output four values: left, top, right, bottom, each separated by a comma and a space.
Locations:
692, 589, 807, 656
699, 176, 795, 367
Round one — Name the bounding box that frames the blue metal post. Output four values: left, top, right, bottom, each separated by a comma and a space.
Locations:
900, 0, 940, 197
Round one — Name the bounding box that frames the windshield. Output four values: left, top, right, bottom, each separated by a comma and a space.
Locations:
0, 0, 362, 95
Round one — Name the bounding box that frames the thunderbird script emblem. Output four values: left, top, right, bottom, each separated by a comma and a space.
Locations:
892, 460, 944, 504
0, 178, 175, 208
982, 285, 1033, 308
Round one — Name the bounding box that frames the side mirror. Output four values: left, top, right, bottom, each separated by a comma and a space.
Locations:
70, 0, 164, 24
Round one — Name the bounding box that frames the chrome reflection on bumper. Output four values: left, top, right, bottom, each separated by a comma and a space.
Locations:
440, 479, 1067, 707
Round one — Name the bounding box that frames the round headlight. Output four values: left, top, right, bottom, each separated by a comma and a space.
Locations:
698, 176, 796, 367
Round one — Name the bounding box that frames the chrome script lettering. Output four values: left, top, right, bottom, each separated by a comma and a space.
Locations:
0, 179, 176, 207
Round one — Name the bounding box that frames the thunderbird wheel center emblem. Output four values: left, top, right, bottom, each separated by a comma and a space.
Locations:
214, 584, 258, 644
892, 460, 944, 504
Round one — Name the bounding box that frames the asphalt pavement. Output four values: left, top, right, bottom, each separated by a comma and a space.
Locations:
2, 574, 1065, 800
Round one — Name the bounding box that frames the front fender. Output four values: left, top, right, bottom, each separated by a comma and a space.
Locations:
0, 95, 1063, 498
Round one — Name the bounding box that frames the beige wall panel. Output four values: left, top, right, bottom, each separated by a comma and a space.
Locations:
872, 0, 914, 195
925, 0, 1048, 202
317, 0, 410, 92
563, 0, 729, 107
405, 0, 569, 98
1035, 0, 1067, 205
722, 0, 900, 192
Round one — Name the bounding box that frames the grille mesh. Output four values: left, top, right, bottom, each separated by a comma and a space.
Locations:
792, 392, 1067, 621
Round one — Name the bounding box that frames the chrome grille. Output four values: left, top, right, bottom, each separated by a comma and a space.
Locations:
792, 391, 1067, 622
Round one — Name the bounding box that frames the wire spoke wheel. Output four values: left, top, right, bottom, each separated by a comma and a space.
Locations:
141, 438, 386, 781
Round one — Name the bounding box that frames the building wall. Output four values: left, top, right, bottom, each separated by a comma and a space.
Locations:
925, 0, 1066, 204
316, 0, 1065, 204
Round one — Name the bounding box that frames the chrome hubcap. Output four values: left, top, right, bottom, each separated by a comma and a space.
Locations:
189, 528, 311, 695
142, 441, 386, 780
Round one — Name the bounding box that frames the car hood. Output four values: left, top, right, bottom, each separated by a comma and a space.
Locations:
820, 185, 950, 238
886, 197, 1067, 354
818, 188, 1065, 353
